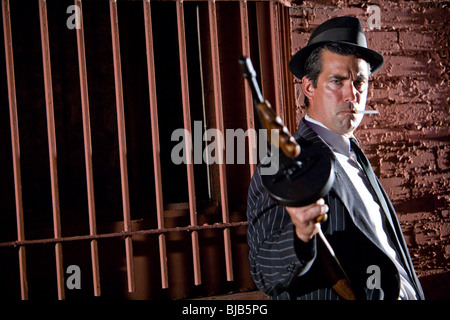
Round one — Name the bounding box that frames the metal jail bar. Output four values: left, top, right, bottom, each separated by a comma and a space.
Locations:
109, 0, 136, 293
239, 0, 257, 177
207, 0, 234, 282
143, 0, 170, 290
1, 0, 294, 299
74, 0, 101, 297
0, 221, 249, 248
1, 0, 28, 301
176, 0, 202, 286
269, 1, 284, 118
38, 0, 65, 300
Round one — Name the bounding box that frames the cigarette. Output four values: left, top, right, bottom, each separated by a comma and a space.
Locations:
354, 109, 379, 114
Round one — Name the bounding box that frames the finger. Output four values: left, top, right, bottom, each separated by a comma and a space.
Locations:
304, 202, 328, 222
315, 198, 325, 206
315, 212, 328, 224
286, 198, 325, 213
287, 200, 328, 224
316, 201, 329, 223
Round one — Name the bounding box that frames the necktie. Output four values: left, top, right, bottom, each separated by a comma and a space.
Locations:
349, 138, 392, 227
349, 138, 415, 282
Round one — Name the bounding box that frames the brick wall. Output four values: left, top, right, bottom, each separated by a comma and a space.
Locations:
289, 0, 449, 298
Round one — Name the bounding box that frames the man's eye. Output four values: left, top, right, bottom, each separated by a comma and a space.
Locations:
332, 80, 341, 85
354, 80, 366, 89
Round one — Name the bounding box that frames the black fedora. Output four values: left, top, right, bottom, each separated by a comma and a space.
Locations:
289, 16, 384, 79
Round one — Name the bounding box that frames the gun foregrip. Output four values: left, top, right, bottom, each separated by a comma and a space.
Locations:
257, 101, 300, 159
240, 56, 300, 159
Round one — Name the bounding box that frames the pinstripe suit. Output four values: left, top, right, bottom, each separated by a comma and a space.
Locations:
246, 119, 424, 300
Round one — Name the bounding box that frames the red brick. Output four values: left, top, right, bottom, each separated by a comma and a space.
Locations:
366, 31, 400, 53
382, 55, 443, 77
370, 78, 448, 106
379, 2, 449, 29
399, 30, 437, 51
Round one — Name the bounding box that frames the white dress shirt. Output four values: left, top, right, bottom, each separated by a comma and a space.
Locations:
305, 114, 417, 300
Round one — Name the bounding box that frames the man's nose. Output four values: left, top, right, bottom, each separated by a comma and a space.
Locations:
343, 82, 358, 103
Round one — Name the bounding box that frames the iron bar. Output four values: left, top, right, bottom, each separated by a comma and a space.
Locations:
208, 0, 233, 281
269, 1, 284, 117
75, 0, 101, 297
239, 0, 257, 177
2, 0, 28, 300
39, 0, 65, 300
176, 0, 201, 285
109, 0, 135, 293
143, 0, 169, 289
0, 221, 249, 248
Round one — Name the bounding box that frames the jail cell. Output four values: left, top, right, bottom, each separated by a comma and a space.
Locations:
0, 0, 294, 299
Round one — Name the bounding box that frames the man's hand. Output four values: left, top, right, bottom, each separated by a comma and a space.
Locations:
286, 198, 329, 243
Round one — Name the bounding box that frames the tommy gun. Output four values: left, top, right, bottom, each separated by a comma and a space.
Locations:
239, 56, 356, 300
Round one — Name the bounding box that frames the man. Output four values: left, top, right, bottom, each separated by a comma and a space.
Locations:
246, 16, 424, 300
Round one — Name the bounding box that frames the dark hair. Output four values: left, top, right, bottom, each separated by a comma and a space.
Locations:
303, 43, 371, 107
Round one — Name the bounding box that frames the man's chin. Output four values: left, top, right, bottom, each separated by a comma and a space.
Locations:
334, 118, 358, 136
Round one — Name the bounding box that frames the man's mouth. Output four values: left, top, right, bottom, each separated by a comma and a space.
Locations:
338, 103, 358, 115
338, 109, 356, 115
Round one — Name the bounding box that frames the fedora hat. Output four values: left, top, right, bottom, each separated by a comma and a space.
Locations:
289, 16, 384, 79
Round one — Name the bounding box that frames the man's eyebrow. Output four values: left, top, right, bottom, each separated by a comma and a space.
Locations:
328, 74, 368, 81
328, 74, 348, 80
356, 74, 369, 81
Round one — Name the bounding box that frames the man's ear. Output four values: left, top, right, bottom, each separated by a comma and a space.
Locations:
302, 76, 315, 102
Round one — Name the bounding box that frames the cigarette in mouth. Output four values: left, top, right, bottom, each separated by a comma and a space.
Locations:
354, 109, 379, 114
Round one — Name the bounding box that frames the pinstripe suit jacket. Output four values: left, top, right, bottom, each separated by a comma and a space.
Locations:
246, 119, 424, 300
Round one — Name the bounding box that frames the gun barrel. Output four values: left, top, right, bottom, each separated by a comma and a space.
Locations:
239, 56, 264, 104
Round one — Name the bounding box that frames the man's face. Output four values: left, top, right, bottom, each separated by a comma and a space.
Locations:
303, 50, 370, 137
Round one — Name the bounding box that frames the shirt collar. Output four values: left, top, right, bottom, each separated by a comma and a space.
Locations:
304, 114, 353, 157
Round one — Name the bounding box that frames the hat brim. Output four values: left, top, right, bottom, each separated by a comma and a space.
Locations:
289, 41, 384, 79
